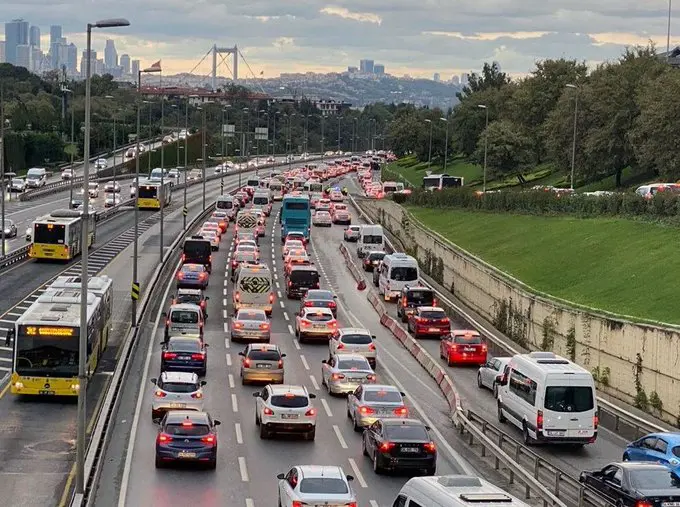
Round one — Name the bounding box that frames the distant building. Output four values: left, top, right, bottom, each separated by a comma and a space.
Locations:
131, 59, 140, 77
95, 58, 105, 75
360, 59, 374, 73
433, 73, 441, 82
50, 25, 62, 43
658, 46, 680, 67
0, 42, 5, 64
461, 73, 469, 85
347, 66, 358, 73
15, 44, 32, 70
104, 39, 117, 70
31, 46, 42, 72
81, 49, 96, 75
451, 75, 460, 85
120, 54, 130, 74
29, 26, 40, 49
373, 64, 385, 75
314, 99, 352, 116
4, 19, 29, 65
66, 43, 78, 75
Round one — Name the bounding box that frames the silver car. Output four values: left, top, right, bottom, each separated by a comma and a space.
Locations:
321, 354, 376, 395
313, 210, 332, 227
329, 328, 377, 368
343, 225, 361, 242
150, 371, 206, 421
239, 343, 285, 384
347, 384, 408, 430
231, 308, 271, 342
477, 356, 511, 397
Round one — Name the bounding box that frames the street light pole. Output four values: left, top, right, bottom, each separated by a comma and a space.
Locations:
0, 83, 5, 258
478, 105, 489, 192
440, 117, 449, 172
159, 74, 165, 263
184, 96, 191, 230
424, 119, 433, 168
321, 115, 325, 159
566, 84, 578, 190
77, 18, 130, 499
221, 106, 226, 193
201, 107, 206, 209
337, 115, 341, 152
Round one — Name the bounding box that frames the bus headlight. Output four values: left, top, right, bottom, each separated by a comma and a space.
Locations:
14, 382, 24, 390
71, 383, 80, 391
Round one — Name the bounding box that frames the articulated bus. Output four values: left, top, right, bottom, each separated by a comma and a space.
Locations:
137, 179, 172, 209
11, 275, 113, 396
29, 209, 96, 261
280, 194, 311, 242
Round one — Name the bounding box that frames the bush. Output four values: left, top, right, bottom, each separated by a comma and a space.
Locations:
392, 193, 409, 204
399, 187, 680, 221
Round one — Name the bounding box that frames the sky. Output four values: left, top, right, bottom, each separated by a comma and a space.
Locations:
3, 1, 677, 79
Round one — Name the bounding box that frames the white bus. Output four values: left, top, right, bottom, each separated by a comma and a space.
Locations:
422, 173, 464, 190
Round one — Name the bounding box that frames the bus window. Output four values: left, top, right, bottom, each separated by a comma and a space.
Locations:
34, 224, 66, 244
138, 186, 157, 198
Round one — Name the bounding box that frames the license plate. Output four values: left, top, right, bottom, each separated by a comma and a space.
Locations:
169, 403, 186, 408
39, 390, 55, 395
546, 430, 566, 436
178, 356, 191, 360
429, 327, 440, 332
178, 451, 196, 458
464, 347, 475, 352
662, 502, 680, 507
401, 447, 419, 453
313, 325, 326, 330
281, 414, 298, 419
257, 363, 271, 369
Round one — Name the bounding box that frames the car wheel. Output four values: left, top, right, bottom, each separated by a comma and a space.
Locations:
259, 424, 269, 439
346, 405, 352, 419
622, 453, 629, 461
477, 373, 483, 389
373, 451, 383, 474
306, 428, 316, 441
353, 415, 361, 432
425, 466, 436, 476
493, 383, 499, 398
497, 402, 506, 423
255, 412, 260, 426
155, 456, 164, 469
207, 459, 217, 470
522, 423, 533, 445
326, 380, 333, 396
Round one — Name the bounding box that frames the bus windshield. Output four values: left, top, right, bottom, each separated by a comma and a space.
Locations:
34, 223, 66, 244
15, 328, 79, 376
138, 186, 158, 199
284, 201, 309, 211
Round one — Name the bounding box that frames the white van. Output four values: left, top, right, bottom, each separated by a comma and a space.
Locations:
234, 263, 274, 316
216, 195, 237, 221
394, 475, 531, 507
378, 253, 419, 301
357, 224, 384, 258
269, 181, 284, 201
164, 303, 204, 341
497, 351, 598, 446
252, 191, 272, 216
26, 167, 48, 188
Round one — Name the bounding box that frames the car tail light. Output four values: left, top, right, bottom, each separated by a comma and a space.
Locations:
269, 293, 274, 304
199, 273, 207, 280
359, 406, 375, 415
401, 296, 407, 307
635, 502, 653, 507
235, 292, 240, 302
305, 408, 316, 417
432, 298, 438, 306
315, 282, 320, 288
331, 373, 345, 380
191, 353, 205, 360
416, 317, 425, 323
201, 434, 216, 445
232, 260, 238, 267
328, 301, 336, 308
154, 390, 166, 398
304, 301, 314, 307
243, 358, 251, 368
163, 352, 177, 360
181, 253, 186, 262
288, 280, 292, 287
233, 322, 244, 329
482, 344, 488, 352
368, 343, 376, 351
259, 323, 270, 330
176, 272, 184, 280
593, 414, 599, 430
440, 318, 449, 324
191, 392, 203, 399
208, 255, 212, 263
277, 359, 283, 368
537, 410, 544, 431
424, 442, 436, 453
328, 321, 337, 328
367, 374, 376, 381
157, 433, 171, 443
393, 406, 408, 416
379, 442, 395, 452
200, 300, 206, 308
263, 407, 274, 416
292, 502, 303, 507
336, 343, 345, 350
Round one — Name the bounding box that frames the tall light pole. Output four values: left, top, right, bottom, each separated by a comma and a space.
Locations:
77, 17, 130, 499
144, 100, 153, 174
566, 84, 578, 190
477, 104, 489, 192
104, 95, 118, 197
159, 71, 165, 263
240, 107, 248, 188
353, 118, 358, 152
320, 114, 325, 159
62, 87, 74, 208
257, 109, 265, 171
668, 0, 673, 58
201, 106, 207, 209
287, 113, 295, 171
440, 117, 449, 172
0, 83, 5, 257
274, 111, 280, 156
424, 119, 433, 168
337, 115, 341, 152
222, 105, 231, 193
184, 95, 196, 229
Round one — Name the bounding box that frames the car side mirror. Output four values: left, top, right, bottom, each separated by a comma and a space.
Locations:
162, 312, 167, 317
200, 380, 207, 386
371, 335, 376, 340
281, 353, 287, 358
238, 351, 245, 356
333, 295, 338, 298
400, 392, 406, 397
346, 474, 354, 481
425, 425, 431, 431
214, 420, 221, 426
252, 392, 261, 398
169, 295, 174, 300
277, 473, 285, 480
321, 359, 327, 364
309, 393, 316, 399
205, 297, 210, 300
150, 378, 157, 385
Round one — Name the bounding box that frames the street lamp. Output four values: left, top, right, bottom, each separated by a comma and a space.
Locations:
143, 100, 153, 173
77, 16, 130, 500
221, 105, 231, 193
62, 87, 74, 210
566, 84, 578, 190
240, 107, 249, 188
424, 119, 433, 168
353, 118, 358, 152
197, 105, 207, 209
320, 114, 325, 159
0, 83, 5, 257
440, 117, 449, 171
185, 95, 197, 229
478, 105, 489, 192
104, 95, 118, 199
337, 115, 341, 152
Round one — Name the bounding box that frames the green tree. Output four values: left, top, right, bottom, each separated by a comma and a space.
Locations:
474, 120, 533, 179
387, 108, 423, 157
457, 62, 510, 99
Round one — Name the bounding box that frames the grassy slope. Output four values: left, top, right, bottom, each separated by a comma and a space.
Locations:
408, 207, 680, 324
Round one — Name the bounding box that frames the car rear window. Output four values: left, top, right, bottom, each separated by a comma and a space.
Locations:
341, 334, 372, 345
164, 423, 210, 436
544, 386, 594, 413
247, 350, 281, 361
236, 252, 257, 261
270, 394, 308, 408
178, 295, 201, 305
183, 264, 204, 273
305, 312, 332, 322
168, 340, 201, 352
364, 390, 402, 403
385, 424, 428, 440
337, 358, 370, 370
420, 310, 446, 319
629, 469, 680, 489
307, 290, 333, 300
170, 311, 199, 324
674, 446, 680, 459
290, 270, 319, 284
368, 252, 386, 261
407, 290, 434, 305
453, 334, 482, 344
299, 478, 349, 494
161, 382, 199, 393
237, 311, 266, 322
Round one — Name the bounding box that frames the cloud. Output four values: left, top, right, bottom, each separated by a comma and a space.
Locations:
319, 6, 382, 25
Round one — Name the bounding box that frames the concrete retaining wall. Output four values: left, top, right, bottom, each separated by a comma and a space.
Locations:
359, 198, 680, 426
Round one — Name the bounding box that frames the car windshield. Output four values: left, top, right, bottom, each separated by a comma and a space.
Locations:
270, 394, 308, 408
247, 350, 280, 361
407, 290, 434, 305
390, 267, 418, 281
3, 219, 14, 227
164, 423, 210, 437
161, 382, 199, 393
368, 252, 386, 261
299, 478, 349, 494
544, 386, 594, 413
337, 358, 370, 370
307, 290, 333, 300
168, 340, 201, 352
385, 424, 428, 441
290, 270, 319, 284
629, 469, 680, 489
364, 390, 402, 403
236, 252, 256, 261
237, 311, 266, 321
453, 334, 482, 344
305, 312, 332, 322
170, 311, 199, 324
420, 310, 446, 319
341, 334, 372, 345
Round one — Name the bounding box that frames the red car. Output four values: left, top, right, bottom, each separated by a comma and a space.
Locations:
440, 330, 488, 366
407, 306, 450, 338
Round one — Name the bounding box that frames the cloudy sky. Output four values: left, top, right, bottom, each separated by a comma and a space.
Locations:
3, 1, 677, 79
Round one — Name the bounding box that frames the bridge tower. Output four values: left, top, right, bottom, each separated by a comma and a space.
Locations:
211, 44, 238, 90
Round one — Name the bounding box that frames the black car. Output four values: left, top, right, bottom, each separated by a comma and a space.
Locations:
362, 251, 386, 272
155, 410, 221, 469
299, 289, 338, 316
396, 286, 435, 322
579, 462, 680, 506
362, 418, 437, 475
161, 336, 208, 376
286, 265, 320, 299
171, 288, 209, 318
2, 219, 17, 238
182, 236, 212, 273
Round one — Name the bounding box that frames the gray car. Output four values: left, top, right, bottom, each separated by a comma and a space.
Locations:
477, 356, 511, 397
150, 371, 206, 421
321, 354, 376, 395
231, 308, 271, 342
343, 225, 361, 242
239, 343, 285, 384
346, 384, 408, 431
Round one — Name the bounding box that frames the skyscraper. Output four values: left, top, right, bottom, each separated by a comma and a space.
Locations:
66, 43, 78, 75
4, 19, 29, 65
50, 25, 62, 43
359, 59, 374, 74
373, 64, 385, 75
16, 44, 32, 70
29, 26, 41, 49
0, 42, 5, 64
104, 39, 117, 70
120, 54, 130, 74
81, 49, 96, 76
131, 59, 140, 77
433, 73, 441, 82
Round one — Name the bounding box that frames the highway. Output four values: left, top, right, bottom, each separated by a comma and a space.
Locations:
95, 194, 526, 507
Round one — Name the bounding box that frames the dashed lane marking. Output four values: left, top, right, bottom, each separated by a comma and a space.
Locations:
224, 338, 230, 349
348, 458, 367, 488
300, 355, 310, 371
309, 375, 319, 390
231, 393, 239, 413
321, 398, 333, 417
283, 312, 289, 321
228, 374, 235, 389
238, 457, 249, 482
333, 424, 348, 449
293, 339, 300, 350
226, 353, 232, 366
235, 423, 243, 444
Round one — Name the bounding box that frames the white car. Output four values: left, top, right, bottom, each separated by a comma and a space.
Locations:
343, 225, 361, 242
88, 182, 99, 198
104, 194, 121, 208
150, 371, 206, 421
277, 465, 356, 507
253, 384, 317, 440
312, 210, 332, 227
200, 229, 220, 251
477, 356, 511, 397
347, 384, 408, 430
61, 168, 74, 180
94, 158, 108, 170
329, 328, 377, 368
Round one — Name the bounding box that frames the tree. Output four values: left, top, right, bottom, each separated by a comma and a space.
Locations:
387, 109, 423, 157
457, 62, 510, 100
474, 120, 533, 179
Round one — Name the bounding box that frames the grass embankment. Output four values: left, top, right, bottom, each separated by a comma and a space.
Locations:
408, 206, 680, 325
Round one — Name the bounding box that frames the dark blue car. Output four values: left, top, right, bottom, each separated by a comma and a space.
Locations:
176, 263, 209, 290
624, 432, 680, 477
161, 336, 208, 376
155, 410, 221, 469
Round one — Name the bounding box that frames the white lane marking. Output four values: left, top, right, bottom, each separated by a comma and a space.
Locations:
223, 298, 227, 307
231, 393, 239, 413
224, 338, 230, 349
228, 374, 235, 388
348, 458, 367, 488
277, 290, 282, 298
235, 422, 243, 444
310, 375, 320, 390
321, 398, 333, 417
379, 343, 442, 399
226, 353, 232, 366
223, 288, 227, 296
275, 281, 280, 289
238, 456, 249, 481
223, 309, 228, 319
333, 424, 348, 449
293, 339, 301, 350
300, 355, 310, 370
283, 312, 289, 321
245, 500, 254, 507
279, 301, 284, 308
224, 279, 228, 286
369, 500, 379, 507
224, 322, 229, 333
118, 259, 177, 507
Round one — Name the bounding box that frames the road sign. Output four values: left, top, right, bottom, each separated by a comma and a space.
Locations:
131, 282, 140, 301
255, 127, 268, 141
223, 124, 236, 138
183, 206, 188, 216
